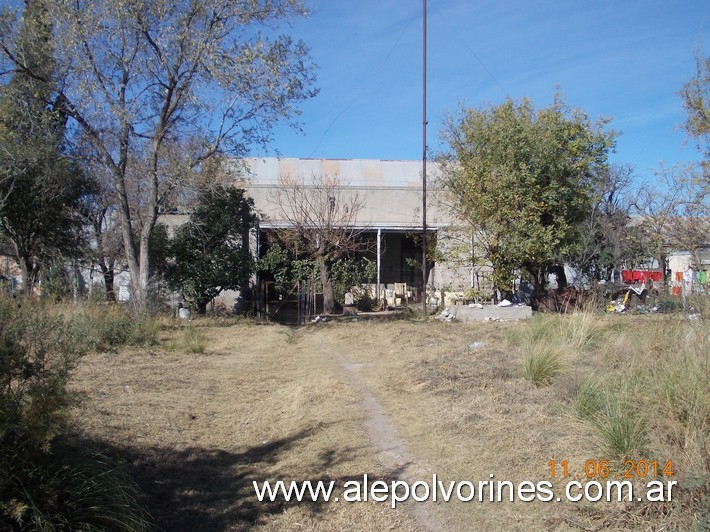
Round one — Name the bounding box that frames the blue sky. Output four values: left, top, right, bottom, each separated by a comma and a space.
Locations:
262, 0, 708, 177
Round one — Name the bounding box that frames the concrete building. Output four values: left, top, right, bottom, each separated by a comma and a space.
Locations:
241, 157, 481, 310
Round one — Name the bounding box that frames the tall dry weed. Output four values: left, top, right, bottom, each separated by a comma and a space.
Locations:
559, 311, 709, 528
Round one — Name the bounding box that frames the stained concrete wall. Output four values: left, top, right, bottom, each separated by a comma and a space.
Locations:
445, 304, 533, 322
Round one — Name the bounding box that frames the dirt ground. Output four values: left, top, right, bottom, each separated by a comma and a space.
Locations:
67, 316, 694, 531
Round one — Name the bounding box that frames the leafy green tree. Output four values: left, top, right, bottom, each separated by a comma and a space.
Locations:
0, 0, 93, 295
166, 186, 256, 314
258, 244, 376, 311
1, 0, 317, 313
438, 96, 616, 304
330, 257, 376, 305
258, 243, 318, 293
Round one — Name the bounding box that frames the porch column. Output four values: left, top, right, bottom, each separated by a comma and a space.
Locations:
376, 228, 381, 303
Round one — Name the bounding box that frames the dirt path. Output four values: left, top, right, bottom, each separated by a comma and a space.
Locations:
334, 346, 444, 531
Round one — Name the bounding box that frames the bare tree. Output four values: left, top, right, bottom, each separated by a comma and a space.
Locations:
0, 0, 317, 312
267, 174, 370, 314
632, 164, 709, 284
80, 161, 124, 301
572, 164, 643, 282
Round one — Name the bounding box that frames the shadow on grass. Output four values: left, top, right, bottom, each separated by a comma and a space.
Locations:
66, 424, 402, 531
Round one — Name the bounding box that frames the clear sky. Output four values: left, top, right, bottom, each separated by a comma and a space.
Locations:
261, 0, 708, 178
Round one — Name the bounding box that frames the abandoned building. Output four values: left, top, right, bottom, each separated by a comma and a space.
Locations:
239, 157, 478, 317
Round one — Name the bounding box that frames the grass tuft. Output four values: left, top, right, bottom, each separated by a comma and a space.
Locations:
165, 323, 207, 354
522, 341, 565, 387
514, 314, 567, 387
592, 394, 650, 460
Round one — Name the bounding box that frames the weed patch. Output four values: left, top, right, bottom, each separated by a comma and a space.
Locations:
0, 297, 154, 529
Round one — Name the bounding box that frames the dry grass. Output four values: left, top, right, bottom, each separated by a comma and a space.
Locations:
67, 311, 709, 531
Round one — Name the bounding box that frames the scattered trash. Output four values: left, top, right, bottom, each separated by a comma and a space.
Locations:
688, 313, 701, 320
497, 299, 512, 307
312, 315, 329, 323
468, 303, 484, 308
629, 285, 647, 297
436, 308, 454, 322
607, 289, 632, 313
468, 341, 485, 350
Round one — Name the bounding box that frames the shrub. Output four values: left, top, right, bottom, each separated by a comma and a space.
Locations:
0, 297, 153, 530
63, 303, 159, 352
656, 297, 680, 313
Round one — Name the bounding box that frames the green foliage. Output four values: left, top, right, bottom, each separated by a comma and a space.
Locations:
574, 378, 607, 420
165, 323, 207, 355
439, 95, 616, 297
574, 379, 650, 459
510, 312, 707, 525
463, 287, 490, 303
593, 395, 650, 460
38, 262, 72, 303
656, 297, 681, 313
331, 257, 376, 304
522, 343, 564, 387
67, 304, 159, 352
0, 0, 317, 313
258, 243, 318, 293
166, 186, 257, 314
512, 315, 566, 386
0, 0, 94, 295
1, 443, 153, 531
259, 245, 376, 308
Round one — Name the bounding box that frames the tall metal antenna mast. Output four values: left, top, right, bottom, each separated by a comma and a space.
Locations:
421, 0, 428, 315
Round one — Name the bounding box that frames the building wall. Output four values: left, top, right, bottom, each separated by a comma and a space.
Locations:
242, 157, 448, 229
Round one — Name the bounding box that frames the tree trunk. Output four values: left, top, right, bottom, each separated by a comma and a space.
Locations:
101, 265, 116, 302
197, 300, 208, 315
527, 264, 548, 311
114, 173, 157, 315
18, 256, 33, 297
319, 261, 335, 314
13, 239, 38, 297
